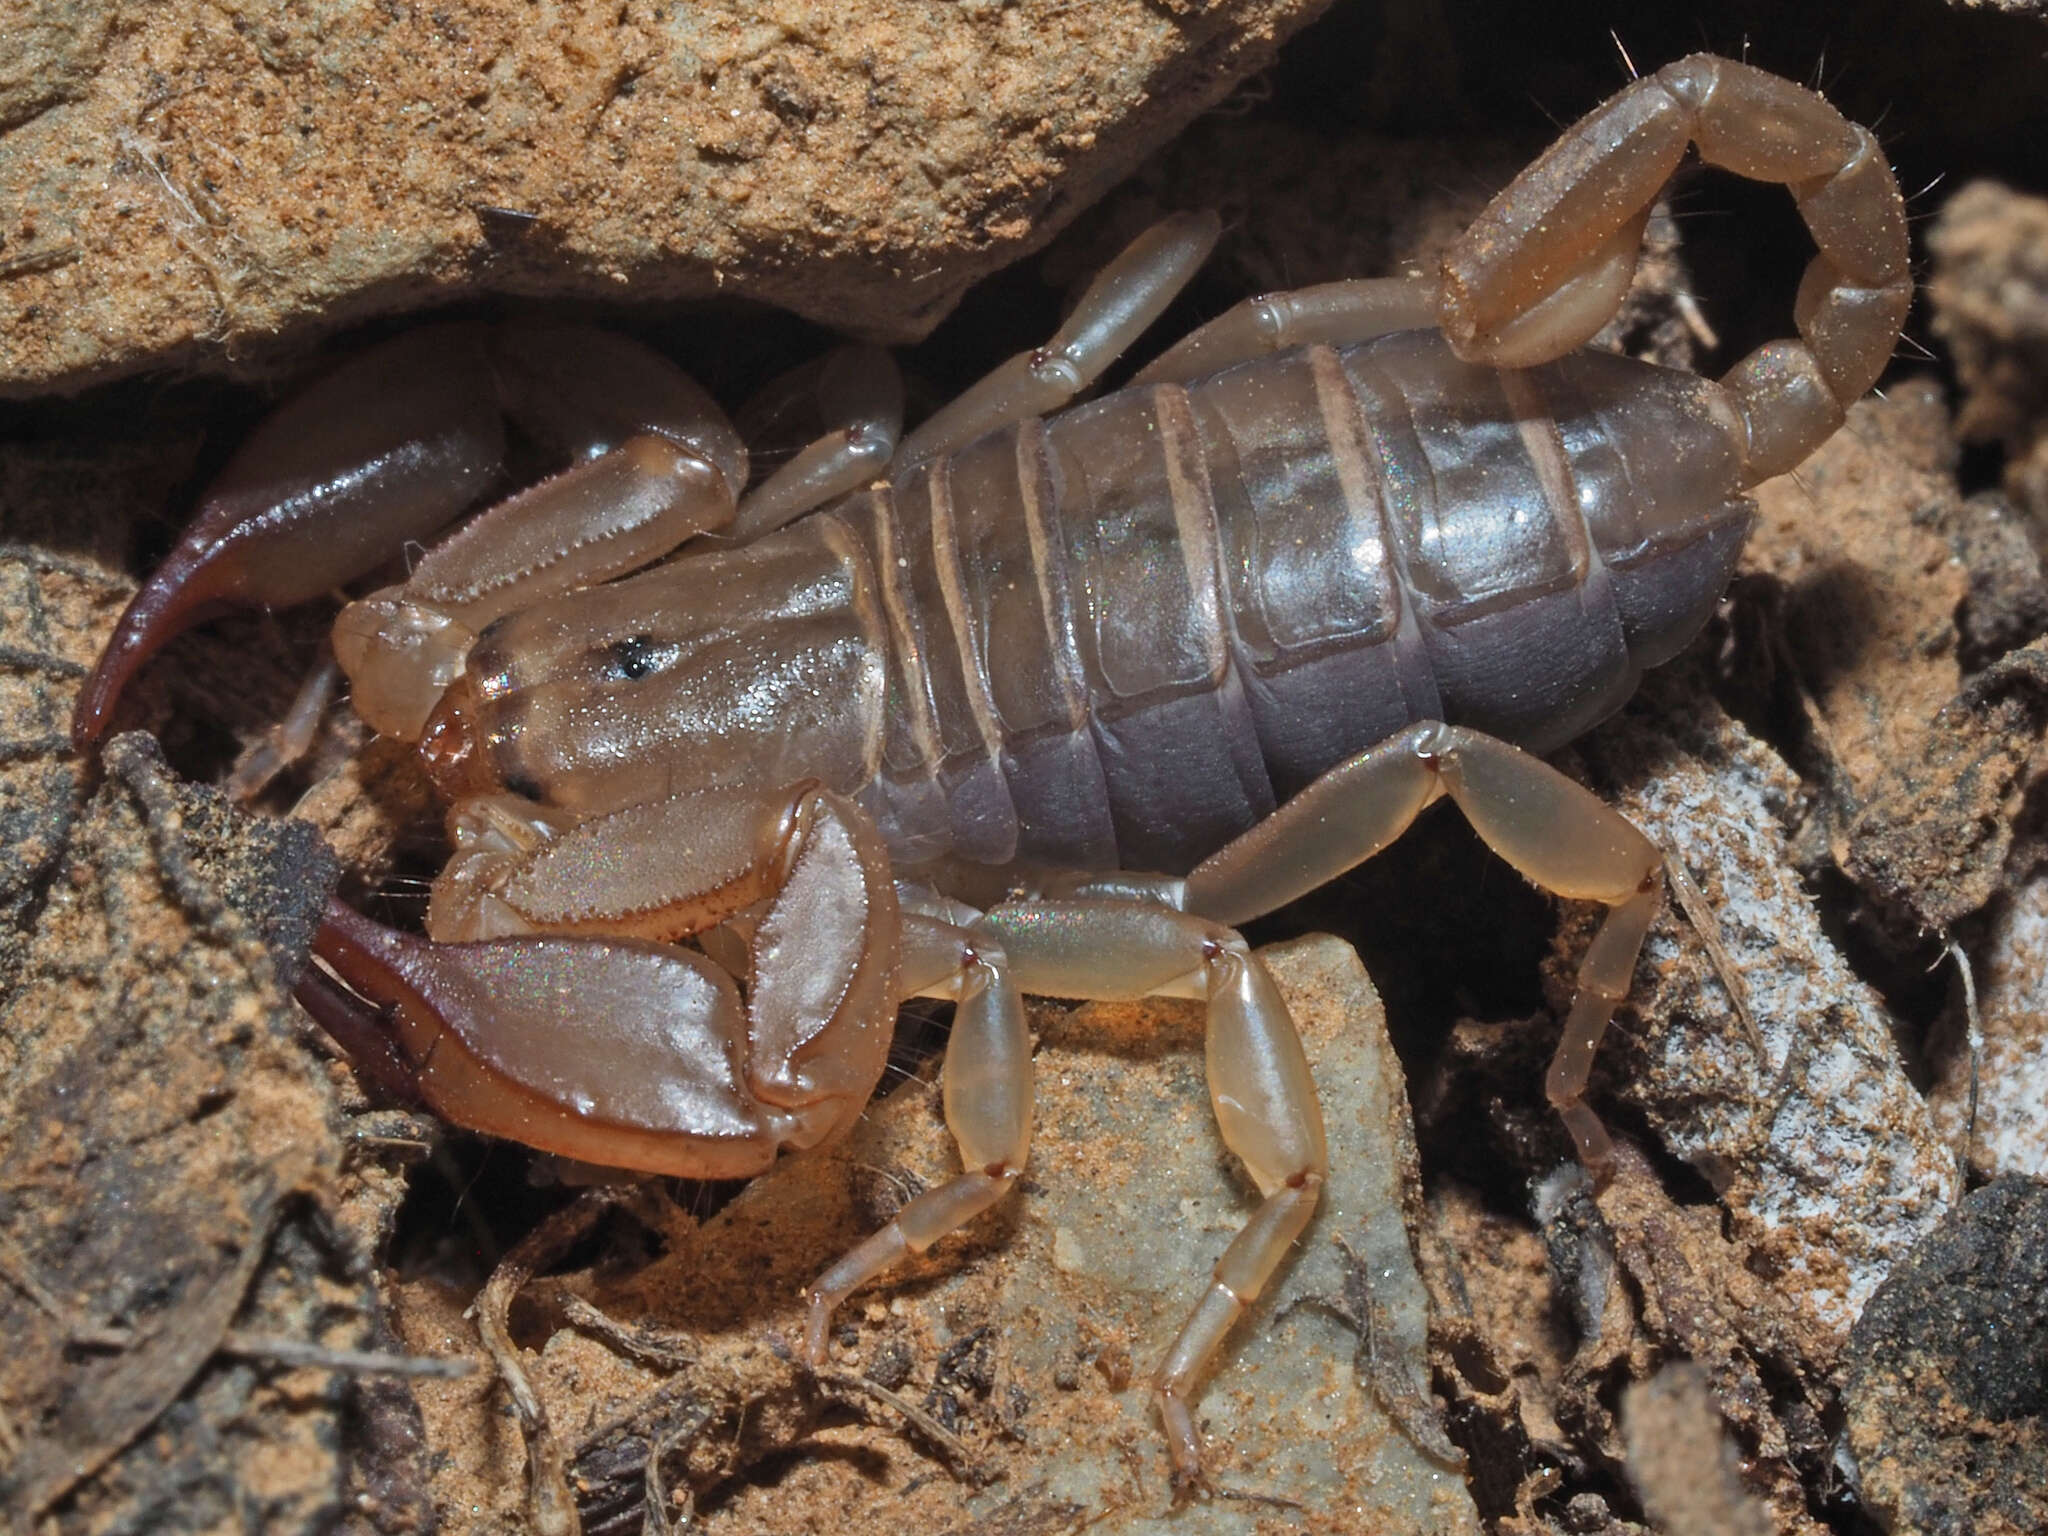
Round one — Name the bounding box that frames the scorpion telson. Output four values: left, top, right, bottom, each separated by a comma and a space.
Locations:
73, 55, 1909, 1488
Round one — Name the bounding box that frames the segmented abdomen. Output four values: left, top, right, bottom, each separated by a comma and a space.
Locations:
848, 329, 1752, 874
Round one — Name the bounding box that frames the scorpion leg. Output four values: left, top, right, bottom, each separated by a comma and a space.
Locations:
224, 648, 343, 799
896, 210, 1222, 466
1438, 54, 1909, 481
729, 346, 905, 542
804, 896, 1326, 1491
299, 781, 903, 1180
801, 910, 1034, 1362
1131, 275, 1439, 386
1183, 722, 1662, 1177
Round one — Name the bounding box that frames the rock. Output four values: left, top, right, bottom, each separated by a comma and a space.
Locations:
1930, 182, 2048, 529
0, 0, 1330, 396
0, 733, 361, 1532
1948, 491, 2048, 669
1569, 671, 1962, 1354
1844, 1177, 2048, 1536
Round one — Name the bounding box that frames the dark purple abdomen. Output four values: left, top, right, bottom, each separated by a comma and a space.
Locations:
855, 331, 1751, 874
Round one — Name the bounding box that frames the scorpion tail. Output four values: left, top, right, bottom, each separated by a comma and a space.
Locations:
1437, 53, 1910, 483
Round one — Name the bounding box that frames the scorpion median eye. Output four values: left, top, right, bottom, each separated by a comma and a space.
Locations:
607, 634, 663, 682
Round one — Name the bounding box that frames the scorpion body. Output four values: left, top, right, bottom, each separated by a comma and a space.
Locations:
438, 329, 1749, 877
72, 56, 1911, 1489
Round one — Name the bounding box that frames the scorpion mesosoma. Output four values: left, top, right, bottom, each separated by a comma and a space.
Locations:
73, 56, 1907, 1487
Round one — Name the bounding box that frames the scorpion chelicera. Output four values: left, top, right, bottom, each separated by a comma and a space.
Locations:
72, 57, 1908, 1486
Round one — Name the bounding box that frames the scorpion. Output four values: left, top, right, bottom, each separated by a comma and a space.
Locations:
71, 56, 1908, 1488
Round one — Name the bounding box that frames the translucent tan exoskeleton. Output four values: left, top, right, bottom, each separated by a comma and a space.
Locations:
71, 56, 1909, 1490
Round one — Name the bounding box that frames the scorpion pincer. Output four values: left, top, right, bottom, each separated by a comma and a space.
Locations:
72, 56, 1908, 1487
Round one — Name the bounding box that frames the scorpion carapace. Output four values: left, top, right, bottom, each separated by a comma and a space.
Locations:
72, 55, 1908, 1489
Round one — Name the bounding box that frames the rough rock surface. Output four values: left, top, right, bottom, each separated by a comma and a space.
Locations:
1536, 389, 1976, 1354
0, 727, 356, 1530
0, 0, 1329, 396
1931, 182, 2048, 562
1844, 1177, 2048, 1536
1569, 674, 1963, 1348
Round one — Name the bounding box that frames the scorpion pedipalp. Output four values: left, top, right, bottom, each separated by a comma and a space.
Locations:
425, 785, 796, 943
73, 325, 502, 750
71, 322, 750, 752
303, 782, 902, 1179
